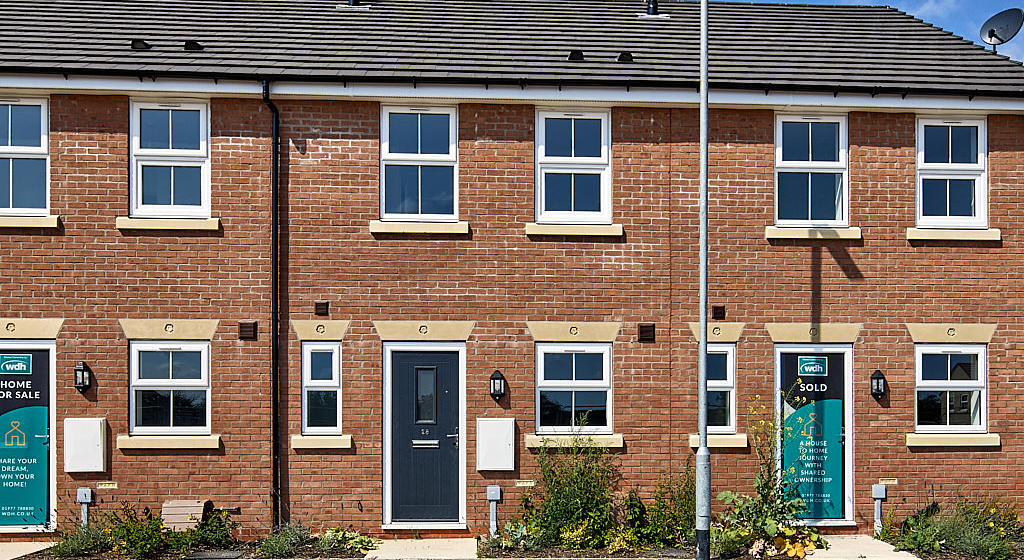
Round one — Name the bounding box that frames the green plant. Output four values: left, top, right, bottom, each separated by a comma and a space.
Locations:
711, 525, 753, 559
559, 519, 602, 550
51, 525, 112, 557
889, 499, 1022, 560
877, 505, 900, 541
106, 502, 167, 560
258, 522, 311, 558
643, 467, 697, 546
316, 528, 380, 553
605, 524, 643, 553
166, 530, 202, 557
194, 509, 238, 548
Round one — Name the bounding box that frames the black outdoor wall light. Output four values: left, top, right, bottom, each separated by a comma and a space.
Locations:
489, 370, 506, 401
870, 369, 887, 399
74, 361, 92, 392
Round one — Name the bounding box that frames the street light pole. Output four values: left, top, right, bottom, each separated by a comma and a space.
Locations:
695, 0, 711, 557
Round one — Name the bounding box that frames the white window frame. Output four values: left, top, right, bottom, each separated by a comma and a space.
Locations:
536, 109, 612, 225
914, 343, 987, 434
707, 343, 736, 435
301, 341, 343, 435
916, 118, 987, 229
379, 105, 459, 222
130, 100, 211, 218
535, 342, 613, 435
774, 114, 849, 228
129, 340, 211, 436
0, 98, 50, 217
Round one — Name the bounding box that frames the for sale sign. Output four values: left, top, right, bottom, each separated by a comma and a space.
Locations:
0, 349, 49, 528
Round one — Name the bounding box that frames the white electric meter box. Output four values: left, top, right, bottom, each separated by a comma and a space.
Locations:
476, 418, 515, 471
64, 418, 107, 473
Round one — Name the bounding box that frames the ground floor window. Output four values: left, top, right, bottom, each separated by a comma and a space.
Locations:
915, 344, 986, 432
535, 343, 612, 434
302, 341, 342, 434
129, 341, 210, 435
707, 343, 736, 433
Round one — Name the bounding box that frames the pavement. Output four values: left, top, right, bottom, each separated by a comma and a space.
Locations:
1, 542, 54, 560
810, 535, 918, 560
367, 537, 479, 559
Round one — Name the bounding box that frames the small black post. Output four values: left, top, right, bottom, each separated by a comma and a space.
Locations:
647, 0, 659, 15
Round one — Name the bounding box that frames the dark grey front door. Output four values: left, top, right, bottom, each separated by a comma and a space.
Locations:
391, 351, 459, 523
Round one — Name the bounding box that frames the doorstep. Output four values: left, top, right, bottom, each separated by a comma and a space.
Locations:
0, 542, 54, 560
809, 535, 918, 560
369, 537, 478, 559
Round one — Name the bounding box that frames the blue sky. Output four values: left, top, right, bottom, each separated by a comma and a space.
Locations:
738, 0, 1024, 62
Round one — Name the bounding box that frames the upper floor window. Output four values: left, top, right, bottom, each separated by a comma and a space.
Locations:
707, 343, 736, 434
775, 115, 848, 227
535, 343, 612, 434
130, 101, 210, 218
380, 106, 457, 221
129, 341, 211, 435
915, 344, 986, 433
536, 110, 612, 224
0, 99, 48, 216
302, 341, 343, 435
917, 119, 986, 229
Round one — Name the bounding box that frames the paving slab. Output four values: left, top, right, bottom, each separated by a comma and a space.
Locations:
813, 535, 918, 560
0, 542, 54, 560
367, 537, 478, 559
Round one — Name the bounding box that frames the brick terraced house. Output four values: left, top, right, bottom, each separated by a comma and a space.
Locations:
1, 0, 1024, 540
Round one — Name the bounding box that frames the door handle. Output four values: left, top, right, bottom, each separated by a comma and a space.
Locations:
412, 439, 439, 449
34, 435, 49, 446
446, 433, 459, 448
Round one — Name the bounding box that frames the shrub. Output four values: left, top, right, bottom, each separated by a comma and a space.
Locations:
886, 499, 1023, 560
559, 519, 602, 550
711, 526, 752, 559
643, 467, 697, 546
51, 525, 112, 557
604, 525, 643, 553
258, 522, 311, 558
315, 528, 380, 553
194, 509, 238, 548
106, 502, 167, 560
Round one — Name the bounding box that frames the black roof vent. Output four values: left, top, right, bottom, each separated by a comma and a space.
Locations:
617, 52, 634, 63
130, 39, 151, 50
184, 40, 203, 52
567, 50, 585, 62
647, 0, 659, 15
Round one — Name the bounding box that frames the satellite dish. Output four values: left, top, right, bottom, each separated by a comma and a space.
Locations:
980, 8, 1024, 52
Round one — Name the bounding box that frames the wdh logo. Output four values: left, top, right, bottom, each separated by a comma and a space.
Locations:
0, 354, 31, 375
797, 356, 827, 377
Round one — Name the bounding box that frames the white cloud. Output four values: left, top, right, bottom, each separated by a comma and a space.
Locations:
910, 0, 961, 20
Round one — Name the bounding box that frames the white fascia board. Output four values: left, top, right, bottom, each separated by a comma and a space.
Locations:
3, 73, 1024, 113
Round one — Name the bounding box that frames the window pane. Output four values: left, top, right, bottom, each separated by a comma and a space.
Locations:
573, 119, 601, 157
170, 110, 200, 150
383, 164, 419, 214
949, 354, 978, 381
574, 391, 607, 427
389, 113, 418, 154
781, 122, 809, 161
543, 353, 572, 381
309, 351, 333, 381
950, 126, 978, 164
777, 172, 809, 220
172, 390, 207, 427
419, 114, 449, 155
917, 390, 946, 425
573, 353, 603, 381
172, 166, 202, 206
420, 166, 454, 215
948, 391, 980, 425
136, 390, 171, 426
138, 351, 170, 379
573, 174, 601, 212
924, 125, 949, 164
142, 166, 172, 205
11, 158, 45, 209
307, 391, 338, 427
708, 390, 730, 426
0, 106, 8, 146
544, 173, 572, 212
707, 353, 728, 381
539, 391, 572, 427
415, 367, 436, 423
921, 354, 948, 381
921, 179, 947, 217
810, 122, 838, 162
545, 118, 572, 157
810, 173, 842, 221
140, 109, 170, 149
171, 351, 202, 380
947, 179, 974, 217
10, 105, 41, 147
0, 159, 8, 207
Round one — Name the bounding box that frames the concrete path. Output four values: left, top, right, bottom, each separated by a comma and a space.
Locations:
367, 537, 478, 559
0, 542, 53, 560
812, 535, 918, 560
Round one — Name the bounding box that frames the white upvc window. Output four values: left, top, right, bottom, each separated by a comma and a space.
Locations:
535, 343, 612, 434
301, 341, 343, 435
0, 98, 49, 216
129, 341, 211, 435
915, 344, 986, 433
707, 343, 736, 434
380, 105, 458, 221
536, 110, 612, 224
130, 101, 211, 218
916, 118, 987, 229
774, 114, 849, 227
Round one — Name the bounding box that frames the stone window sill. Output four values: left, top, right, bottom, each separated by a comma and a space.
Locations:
0, 215, 60, 228
765, 226, 862, 240
688, 433, 749, 448
525, 223, 624, 236
368, 220, 469, 234
116, 217, 221, 231
525, 434, 624, 448
116, 434, 221, 450
290, 434, 353, 449
905, 433, 1000, 447
906, 227, 1001, 241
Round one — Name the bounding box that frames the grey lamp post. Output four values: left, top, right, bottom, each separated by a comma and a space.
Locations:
695, 0, 712, 558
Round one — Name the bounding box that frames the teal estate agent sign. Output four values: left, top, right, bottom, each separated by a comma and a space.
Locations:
781, 353, 845, 520
0, 350, 49, 528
